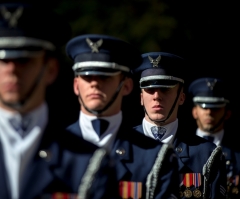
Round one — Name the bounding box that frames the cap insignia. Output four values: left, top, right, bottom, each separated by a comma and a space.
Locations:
148, 55, 161, 67
0, 6, 23, 28
206, 79, 217, 90
86, 38, 103, 53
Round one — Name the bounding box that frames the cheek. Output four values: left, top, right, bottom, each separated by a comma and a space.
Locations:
140, 93, 143, 105
141, 93, 152, 106
74, 79, 84, 96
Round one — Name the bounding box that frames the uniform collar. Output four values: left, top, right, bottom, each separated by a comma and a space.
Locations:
196, 128, 224, 146
79, 111, 122, 150
142, 118, 178, 144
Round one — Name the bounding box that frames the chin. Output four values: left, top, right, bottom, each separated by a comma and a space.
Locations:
2, 96, 21, 104
149, 114, 166, 121
87, 103, 105, 111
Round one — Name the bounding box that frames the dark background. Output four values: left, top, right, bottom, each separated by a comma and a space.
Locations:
43, 0, 239, 136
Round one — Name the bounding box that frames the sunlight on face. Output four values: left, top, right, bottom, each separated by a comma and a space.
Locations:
74, 73, 127, 116
141, 85, 185, 124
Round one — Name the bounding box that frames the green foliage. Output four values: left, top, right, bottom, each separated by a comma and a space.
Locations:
54, 0, 180, 52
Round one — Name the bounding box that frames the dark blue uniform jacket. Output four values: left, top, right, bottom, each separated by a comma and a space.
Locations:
66, 119, 180, 199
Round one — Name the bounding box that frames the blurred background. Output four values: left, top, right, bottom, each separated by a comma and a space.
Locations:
41, 0, 239, 135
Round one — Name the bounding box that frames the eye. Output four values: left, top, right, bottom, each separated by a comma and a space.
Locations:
160, 87, 171, 92
144, 88, 157, 94
80, 75, 111, 81
98, 75, 111, 80
15, 58, 31, 64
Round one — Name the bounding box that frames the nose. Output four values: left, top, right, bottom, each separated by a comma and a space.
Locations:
153, 89, 161, 100
204, 108, 213, 114
90, 76, 101, 87
0, 60, 18, 72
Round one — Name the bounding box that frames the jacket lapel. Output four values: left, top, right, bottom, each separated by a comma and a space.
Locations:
173, 137, 190, 171
111, 122, 133, 181
0, 142, 11, 199
19, 121, 61, 199
66, 121, 83, 137
112, 137, 132, 180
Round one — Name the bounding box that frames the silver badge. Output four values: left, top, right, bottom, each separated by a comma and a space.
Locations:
148, 55, 161, 67
86, 38, 103, 53
0, 6, 23, 28
206, 79, 217, 90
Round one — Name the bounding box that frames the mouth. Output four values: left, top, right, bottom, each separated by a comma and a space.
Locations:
204, 119, 214, 124
87, 93, 104, 99
3, 82, 20, 92
152, 105, 163, 111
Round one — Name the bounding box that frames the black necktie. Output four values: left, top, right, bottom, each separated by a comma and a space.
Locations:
151, 126, 166, 141
203, 135, 214, 143
91, 119, 109, 137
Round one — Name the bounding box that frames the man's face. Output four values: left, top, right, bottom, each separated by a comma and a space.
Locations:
140, 84, 185, 124
192, 105, 228, 133
0, 53, 58, 112
74, 73, 133, 116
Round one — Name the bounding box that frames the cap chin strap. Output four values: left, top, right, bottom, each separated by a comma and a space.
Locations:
143, 84, 183, 125
78, 77, 126, 116
0, 65, 47, 111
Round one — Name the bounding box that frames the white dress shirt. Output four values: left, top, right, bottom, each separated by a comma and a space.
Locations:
196, 128, 224, 146
79, 111, 122, 151
142, 118, 178, 144
0, 102, 48, 199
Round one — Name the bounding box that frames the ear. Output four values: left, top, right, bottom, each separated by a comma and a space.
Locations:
73, 77, 80, 96
178, 91, 185, 105
122, 77, 133, 96
46, 58, 59, 85
140, 92, 143, 106
192, 106, 198, 119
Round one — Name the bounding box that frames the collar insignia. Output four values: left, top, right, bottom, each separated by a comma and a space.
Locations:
86, 38, 103, 53
0, 6, 23, 28
206, 79, 217, 90
148, 55, 161, 67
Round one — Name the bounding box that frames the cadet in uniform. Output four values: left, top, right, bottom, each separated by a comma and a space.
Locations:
65, 34, 180, 199
132, 52, 227, 199
188, 77, 240, 199
0, 2, 117, 199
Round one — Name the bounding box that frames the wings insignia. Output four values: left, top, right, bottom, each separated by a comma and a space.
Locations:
148, 55, 154, 63
86, 38, 103, 53
0, 6, 23, 27
96, 39, 103, 48
206, 79, 217, 90
156, 55, 161, 62
148, 55, 161, 67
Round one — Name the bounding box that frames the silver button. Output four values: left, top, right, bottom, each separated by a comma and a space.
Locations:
116, 148, 126, 156
226, 160, 230, 165
175, 147, 182, 153
39, 150, 51, 161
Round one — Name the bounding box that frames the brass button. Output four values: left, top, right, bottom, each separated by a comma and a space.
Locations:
116, 148, 126, 156
175, 147, 182, 153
